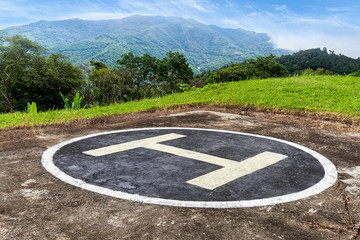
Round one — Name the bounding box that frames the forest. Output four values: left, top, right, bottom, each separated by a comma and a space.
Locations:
275, 48, 360, 75
198, 48, 360, 83
1, 35, 360, 113
0, 35, 193, 113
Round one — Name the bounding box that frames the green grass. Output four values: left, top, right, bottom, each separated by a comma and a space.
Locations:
1, 75, 360, 129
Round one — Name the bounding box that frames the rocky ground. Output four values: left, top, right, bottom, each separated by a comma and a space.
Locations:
1, 105, 359, 240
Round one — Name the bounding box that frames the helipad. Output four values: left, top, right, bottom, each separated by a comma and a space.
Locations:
42, 127, 337, 208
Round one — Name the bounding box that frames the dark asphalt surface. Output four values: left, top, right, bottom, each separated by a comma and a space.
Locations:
52, 128, 327, 201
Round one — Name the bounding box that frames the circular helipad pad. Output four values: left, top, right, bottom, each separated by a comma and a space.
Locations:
42, 128, 337, 208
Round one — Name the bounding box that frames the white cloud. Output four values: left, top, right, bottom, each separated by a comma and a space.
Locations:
65, 12, 131, 21
220, 19, 241, 27
115, 0, 213, 17
274, 5, 287, 12
213, 5, 360, 58
179, 0, 212, 13
325, 7, 352, 13
0, 1, 14, 11
1, 0, 359, 58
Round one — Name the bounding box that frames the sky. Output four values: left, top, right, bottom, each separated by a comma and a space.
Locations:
1, 0, 360, 58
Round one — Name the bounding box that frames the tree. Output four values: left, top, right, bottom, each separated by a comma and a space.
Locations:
117, 53, 157, 100
15, 53, 86, 111
87, 51, 193, 105
241, 54, 289, 79
0, 68, 14, 112
0, 35, 85, 112
0, 35, 46, 112
90, 60, 108, 70
89, 67, 126, 105
156, 51, 194, 94
207, 63, 247, 83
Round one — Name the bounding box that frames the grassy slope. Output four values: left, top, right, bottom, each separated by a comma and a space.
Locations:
1, 75, 359, 129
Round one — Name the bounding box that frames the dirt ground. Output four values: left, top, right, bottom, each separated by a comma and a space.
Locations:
1, 105, 359, 240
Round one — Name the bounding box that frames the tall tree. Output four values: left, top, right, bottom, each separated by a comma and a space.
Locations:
0, 35, 85, 112
17, 53, 86, 111
156, 51, 193, 94
0, 35, 46, 112
0, 68, 13, 112
117, 53, 156, 100
89, 62, 127, 104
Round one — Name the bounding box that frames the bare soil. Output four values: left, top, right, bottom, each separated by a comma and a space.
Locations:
1, 105, 359, 240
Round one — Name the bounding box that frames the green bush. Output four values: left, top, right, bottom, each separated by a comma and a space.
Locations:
206, 54, 288, 83
301, 68, 333, 76
349, 70, 360, 77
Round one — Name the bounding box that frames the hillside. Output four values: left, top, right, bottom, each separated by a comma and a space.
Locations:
1, 15, 290, 73
1, 75, 360, 129
276, 48, 360, 75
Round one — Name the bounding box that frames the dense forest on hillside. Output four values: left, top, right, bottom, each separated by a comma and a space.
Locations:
276, 48, 360, 75
1, 16, 291, 74
198, 48, 360, 83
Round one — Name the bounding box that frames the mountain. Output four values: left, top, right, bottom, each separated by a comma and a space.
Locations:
1, 15, 291, 73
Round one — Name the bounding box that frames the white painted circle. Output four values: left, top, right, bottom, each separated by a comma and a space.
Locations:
41, 127, 337, 208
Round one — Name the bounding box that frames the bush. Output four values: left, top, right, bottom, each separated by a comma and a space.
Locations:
206, 54, 289, 83
302, 68, 333, 76
349, 70, 360, 77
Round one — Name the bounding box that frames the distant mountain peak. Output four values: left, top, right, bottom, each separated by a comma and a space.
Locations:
2, 15, 291, 73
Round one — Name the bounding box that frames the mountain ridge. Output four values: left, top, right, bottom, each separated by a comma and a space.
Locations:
1, 15, 291, 73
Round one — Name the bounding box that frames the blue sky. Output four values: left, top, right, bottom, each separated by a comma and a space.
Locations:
1, 0, 359, 58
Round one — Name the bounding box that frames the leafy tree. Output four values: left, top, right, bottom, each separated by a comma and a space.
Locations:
116, 51, 193, 99
156, 51, 194, 94
90, 60, 108, 70
0, 35, 45, 112
207, 63, 247, 83
14, 53, 86, 111
0, 35, 85, 112
0, 69, 14, 112
86, 51, 193, 106
117, 53, 157, 100
89, 67, 126, 105
242, 54, 289, 79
